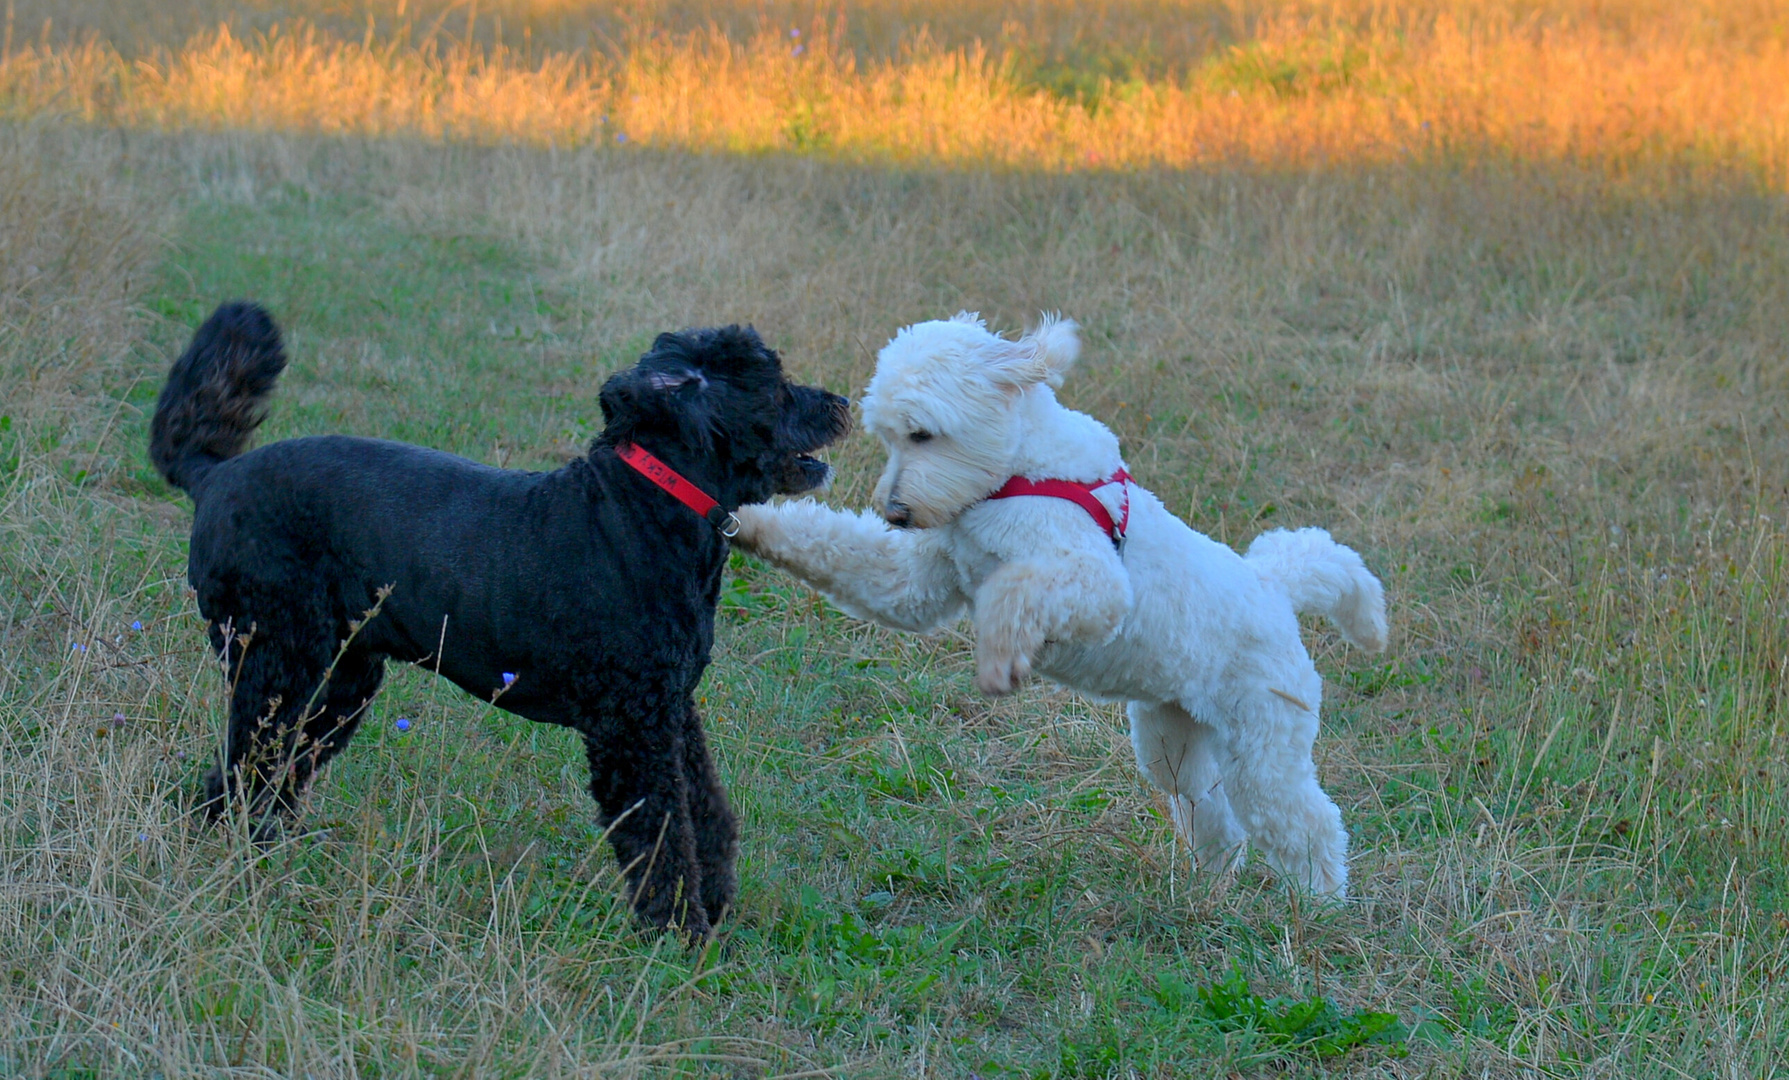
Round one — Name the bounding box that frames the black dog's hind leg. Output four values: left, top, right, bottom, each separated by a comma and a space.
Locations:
200, 622, 330, 839
199, 623, 381, 840
583, 717, 709, 937
286, 650, 385, 800
680, 701, 738, 926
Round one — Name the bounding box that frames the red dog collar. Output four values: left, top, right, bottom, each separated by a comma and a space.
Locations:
617, 443, 740, 537
988, 468, 1131, 546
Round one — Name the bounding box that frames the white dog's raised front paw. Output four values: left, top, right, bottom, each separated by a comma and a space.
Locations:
727, 504, 770, 550
975, 649, 1031, 696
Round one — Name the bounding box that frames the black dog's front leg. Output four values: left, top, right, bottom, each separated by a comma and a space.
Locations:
679, 701, 739, 926
584, 719, 709, 937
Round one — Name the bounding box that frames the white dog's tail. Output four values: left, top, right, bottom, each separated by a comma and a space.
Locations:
1245, 527, 1388, 651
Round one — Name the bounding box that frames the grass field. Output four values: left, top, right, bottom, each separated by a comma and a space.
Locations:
3, 2, 1788, 1077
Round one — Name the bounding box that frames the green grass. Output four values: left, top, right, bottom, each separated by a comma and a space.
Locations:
136, 190, 620, 466
3, 123, 1788, 1076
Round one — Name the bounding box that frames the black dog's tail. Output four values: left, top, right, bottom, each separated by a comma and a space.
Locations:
149, 302, 288, 495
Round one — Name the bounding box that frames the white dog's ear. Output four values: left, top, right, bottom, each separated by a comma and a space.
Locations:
980, 337, 1052, 389
1020, 313, 1081, 388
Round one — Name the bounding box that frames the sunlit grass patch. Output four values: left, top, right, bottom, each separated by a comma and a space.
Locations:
0, 1, 1785, 178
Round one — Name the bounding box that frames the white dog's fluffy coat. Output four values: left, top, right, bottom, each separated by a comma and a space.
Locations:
733, 314, 1387, 896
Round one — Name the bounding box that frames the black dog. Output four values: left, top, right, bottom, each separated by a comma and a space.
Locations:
150, 301, 850, 936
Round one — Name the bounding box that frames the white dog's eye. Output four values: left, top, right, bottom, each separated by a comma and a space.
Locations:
908, 430, 933, 444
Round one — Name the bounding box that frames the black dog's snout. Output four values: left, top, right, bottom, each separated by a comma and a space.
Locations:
824, 390, 853, 437
773, 384, 854, 497
795, 386, 853, 443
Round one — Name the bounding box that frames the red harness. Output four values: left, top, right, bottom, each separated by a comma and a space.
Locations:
617, 443, 740, 537
988, 468, 1132, 547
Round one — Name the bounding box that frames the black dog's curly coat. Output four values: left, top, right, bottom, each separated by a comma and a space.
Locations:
151, 301, 850, 936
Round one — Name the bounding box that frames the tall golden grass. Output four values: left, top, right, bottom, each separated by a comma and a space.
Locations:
1, 0, 1785, 178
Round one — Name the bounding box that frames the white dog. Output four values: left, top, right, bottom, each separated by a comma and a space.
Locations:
733, 313, 1387, 896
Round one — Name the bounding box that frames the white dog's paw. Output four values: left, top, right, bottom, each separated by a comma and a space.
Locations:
727, 504, 770, 550
1192, 840, 1247, 877
1267, 855, 1348, 900
974, 649, 1030, 696
1306, 860, 1348, 900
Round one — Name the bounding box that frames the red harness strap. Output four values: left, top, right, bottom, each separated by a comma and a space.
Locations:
988, 468, 1132, 546
617, 443, 740, 537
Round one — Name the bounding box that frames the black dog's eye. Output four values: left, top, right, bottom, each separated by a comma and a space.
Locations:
909, 430, 933, 444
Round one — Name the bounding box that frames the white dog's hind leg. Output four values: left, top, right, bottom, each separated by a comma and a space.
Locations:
1128, 701, 1245, 874
1217, 681, 1349, 898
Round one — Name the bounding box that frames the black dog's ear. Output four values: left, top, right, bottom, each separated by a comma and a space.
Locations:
598, 363, 716, 449
644, 367, 708, 392
597, 368, 650, 442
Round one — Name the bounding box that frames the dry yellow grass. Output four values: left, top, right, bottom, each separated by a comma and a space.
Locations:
1, 0, 1786, 178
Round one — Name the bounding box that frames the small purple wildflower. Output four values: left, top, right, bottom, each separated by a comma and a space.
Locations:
114, 713, 126, 724
395, 717, 412, 733
175, 750, 188, 761
792, 44, 805, 56
131, 620, 144, 631
790, 27, 800, 37
71, 642, 86, 653
137, 833, 149, 843
616, 132, 628, 144
502, 672, 517, 686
